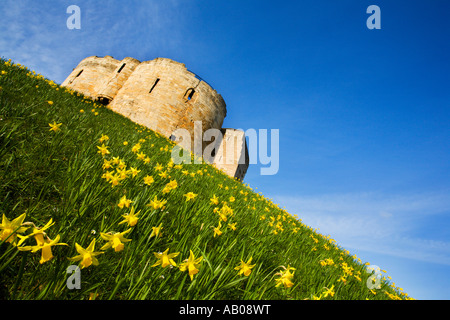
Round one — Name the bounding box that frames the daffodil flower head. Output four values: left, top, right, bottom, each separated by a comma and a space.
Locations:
96, 144, 110, 156
275, 265, 296, 288
48, 121, 62, 132
234, 257, 256, 277
117, 195, 132, 209
99, 134, 109, 143
228, 222, 237, 231
210, 194, 219, 205
147, 195, 167, 210
150, 223, 163, 238
17, 218, 68, 263
0, 213, 28, 245
143, 175, 154, 185
129, 167, 141, 178
68, 238, 104, 269
322, 285, 335, 298
19, 234, 68, 264
100, 229, 132, 252
119, 206, 140, 227
213, 221, 223, 237
152, 248, 179, 268
184, 192, 198, 202
179, 250, 203, 281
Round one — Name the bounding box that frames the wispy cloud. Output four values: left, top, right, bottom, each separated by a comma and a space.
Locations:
273, 191, 450, 266
0, 0, 190, 83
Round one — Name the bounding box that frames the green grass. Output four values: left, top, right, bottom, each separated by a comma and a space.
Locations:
0, 57, 412, 300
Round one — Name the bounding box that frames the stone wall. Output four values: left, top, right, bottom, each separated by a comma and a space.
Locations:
213, 129, 249, 180
61, 55, 122, 98
108, 58, 227, 154
62, 55, 249, 180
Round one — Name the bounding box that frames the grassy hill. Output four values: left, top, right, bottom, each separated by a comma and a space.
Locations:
0, 57, 412, 300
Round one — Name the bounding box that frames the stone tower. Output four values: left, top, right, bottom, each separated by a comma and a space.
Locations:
62, 55, 249, 180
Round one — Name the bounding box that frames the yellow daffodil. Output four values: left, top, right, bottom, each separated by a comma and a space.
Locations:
234, 257, 256, 276
116, 168, 128, 180
179, 250, 203, 281
109, 174, 121, 187
100, 229, 132, 252
275, 265, 296, 288
218, 211, 227, 222
111, 156, 121, 165
119, 206, 140, 227
68, 238, 104, 269
143, 175, 154, 185
162, 179, 177, 193
17, 218, 68, 263
158, 170, 169, 179
184, 192, 198, 202
322, 285, 335, 298
213, 222, 223, 237
48, 121, 62, 132
96, 144, 110, 156
229, 196, 235, 202
147, 195, 167, 210
210, 194, 219, 205
129, 167, 141, 178
136, 152, 146, 160
228, 222, 237, 231
150, 223, 163, 238
18, 234, 68, 264
117, 195, 132, 209
0, 213, 28, 245
16, 217, 54, 246
117, 159, 127, 170
338, 275, 348, 285
220, 204, 234, 216
152, 248, 180, 268
99, 134, 109, 143
102, 159, 112, 170
131, 143, 141, 153
47, 101, 54, 105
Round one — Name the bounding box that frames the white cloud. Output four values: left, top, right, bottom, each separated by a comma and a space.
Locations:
0, 0, 191, 83
273, 191, 450, 266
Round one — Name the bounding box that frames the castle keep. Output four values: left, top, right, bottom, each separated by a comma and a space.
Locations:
62, 55, 249, 180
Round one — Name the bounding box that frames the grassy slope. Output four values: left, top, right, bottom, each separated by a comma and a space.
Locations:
0, 58, 411, 300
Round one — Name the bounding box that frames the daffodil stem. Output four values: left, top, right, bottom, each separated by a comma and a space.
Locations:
11, 251, 27, 299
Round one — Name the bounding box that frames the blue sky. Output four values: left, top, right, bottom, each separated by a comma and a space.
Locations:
1, 0, 449, 299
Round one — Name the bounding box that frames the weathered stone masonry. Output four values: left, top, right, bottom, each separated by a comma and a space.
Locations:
62, 55, 248, 180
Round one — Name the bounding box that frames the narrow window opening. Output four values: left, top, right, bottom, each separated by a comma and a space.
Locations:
187, 89, 195, 100
117, 63, 126, 73
69, 69, 83, 84
149, 78, 160, 93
